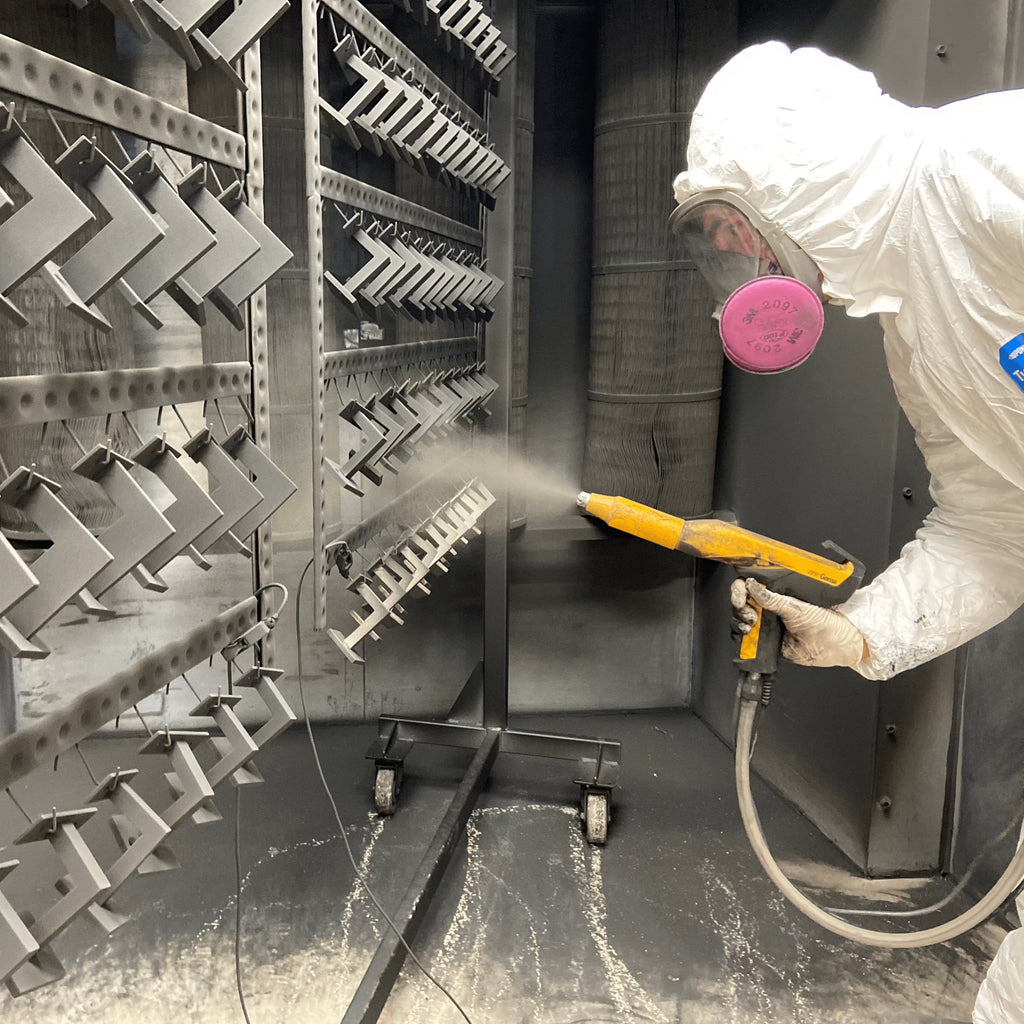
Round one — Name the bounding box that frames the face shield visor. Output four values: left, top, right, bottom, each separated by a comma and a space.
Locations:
669, 190, 825, 373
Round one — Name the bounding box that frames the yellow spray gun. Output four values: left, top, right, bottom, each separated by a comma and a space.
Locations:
575, 491, 865, 687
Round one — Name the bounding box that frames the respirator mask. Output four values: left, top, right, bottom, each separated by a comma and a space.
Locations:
669, 189, 824, 373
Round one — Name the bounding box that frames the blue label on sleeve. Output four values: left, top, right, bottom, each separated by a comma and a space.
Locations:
999, 334, 1024, 393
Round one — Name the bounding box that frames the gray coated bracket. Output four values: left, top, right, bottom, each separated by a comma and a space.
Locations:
72, 444, 176, 598
39, 138, 165, 331
83, 768, 172, 934
6, 809, 110, 997
136, 0, 222, 67
0, 468, 114, 658
182, 428, 261, 555
121, 153, 217, 309
190, 693, 260, 788
131, 435, 224, 580
0, 861, 38, 991
171, 170, 261, 324
0, 108, 94, 328
329, 399, 389, 496
219, 428, 296, 542
139, 729, 220, 828
209, 191, 293, 329
233, 667, 296, 747
194, 0, 290, 65
0, 535, 39, 620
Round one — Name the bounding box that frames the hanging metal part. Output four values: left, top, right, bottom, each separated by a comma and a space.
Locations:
182, 427, 262, 555
0, 107, 94, 328
190, 0, 290, 88
0, 468, 114, 658
6, 809, 110, 997
170, 168, 261, 325
138, 728, 221, 829
233, 666, 297, 748
0, 861, 38, 992
136, 0, 223, 68
39, 137, 166, 331
217, 428, 297, 542
82, 769, 172, 934
71, 444, 176, 598
329, 399, 390, 496
130, 434, 224, 580
121, 151, 217, 315
190, 692, 261, 787
0, 536, 39, 622
208, 189, 293, 329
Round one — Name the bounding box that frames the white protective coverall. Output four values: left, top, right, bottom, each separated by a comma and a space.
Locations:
674, 42, 1024, 1024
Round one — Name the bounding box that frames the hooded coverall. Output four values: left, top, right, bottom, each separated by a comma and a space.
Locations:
675, 42, 1024, 1023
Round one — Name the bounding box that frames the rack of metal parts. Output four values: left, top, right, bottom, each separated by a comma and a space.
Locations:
67, 0, 290, 89
387, 0, 516, 81
0, 7, 296, 1001
0, 366, 296, 659
304, 0, 511, 630
0, 596, 298, 996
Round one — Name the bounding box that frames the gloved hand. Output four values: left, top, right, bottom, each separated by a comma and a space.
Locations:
730, 578, 869, 669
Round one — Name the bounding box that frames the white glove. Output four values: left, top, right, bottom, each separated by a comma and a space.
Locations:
730, 578, 869, 669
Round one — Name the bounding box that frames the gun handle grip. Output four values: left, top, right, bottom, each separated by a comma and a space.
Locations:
739, 602, 763, 662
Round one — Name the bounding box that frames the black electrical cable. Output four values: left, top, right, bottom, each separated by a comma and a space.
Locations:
293, 556, 475, 1024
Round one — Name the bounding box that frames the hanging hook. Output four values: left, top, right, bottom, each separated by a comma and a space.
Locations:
60, 420, 88, 455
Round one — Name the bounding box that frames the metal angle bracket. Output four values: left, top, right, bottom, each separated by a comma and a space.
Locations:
0, 467, 114, 658
0, 861, 38, 991
0, 535, 39, 620
6, 808, 110, 997
121, 151, 217, 313
219, 428, 297, 542
131, 434, 224, 580
83, 768, 172, 934
40, 137, 166, 332
233, 666, 296, 747
136, 0, 223, 68
209, 190, 293, 330
183, 428, 261, 555
0, 107, 94, 328
189, 693, 260, 788
139, 728, 221, 828
170, 168, 261, 326
193, 0, 290, 67
72, 444, 176, 598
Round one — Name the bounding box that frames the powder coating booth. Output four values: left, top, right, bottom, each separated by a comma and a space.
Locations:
0, 1, 1021, 1021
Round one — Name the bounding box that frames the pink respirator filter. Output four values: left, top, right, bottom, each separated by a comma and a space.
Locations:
718, 276, 824, 374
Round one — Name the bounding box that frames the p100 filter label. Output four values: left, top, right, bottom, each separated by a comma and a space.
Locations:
999, 334, 1024, 393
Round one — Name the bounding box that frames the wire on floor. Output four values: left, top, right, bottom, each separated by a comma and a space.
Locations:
294, 556, 475, 1024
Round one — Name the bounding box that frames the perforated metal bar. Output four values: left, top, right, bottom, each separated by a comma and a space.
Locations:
0, 34, 247, 168
0, 362, 252, 429
323, 337, 479, 379
320, 169, 482, 246
0, 597, 259, 790
319, 0, 485, 133
304, 0, 329, 628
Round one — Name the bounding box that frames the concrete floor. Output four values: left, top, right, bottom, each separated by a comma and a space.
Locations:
0, 709, 1006, 1024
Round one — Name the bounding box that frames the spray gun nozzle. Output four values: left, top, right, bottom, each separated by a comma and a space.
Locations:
576, 491, 591, 512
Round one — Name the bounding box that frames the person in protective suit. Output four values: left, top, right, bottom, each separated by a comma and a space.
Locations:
673, 41, 1024, 1024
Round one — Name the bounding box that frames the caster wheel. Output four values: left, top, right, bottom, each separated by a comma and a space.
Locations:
374, 767, 398, 816
583, 791, 609, 846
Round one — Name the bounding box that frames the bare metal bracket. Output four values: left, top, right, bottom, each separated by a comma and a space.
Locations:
72, 444, 176, 598
82, 769, 172, 934
131, 435, 224, 580
40, 137, 166, 331
6, 808, 110, 997
0, 108, 94, 327
0, 468, 113, 659
0, 862, 37, 992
